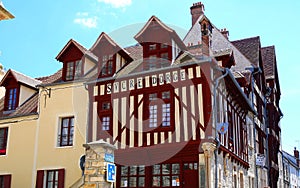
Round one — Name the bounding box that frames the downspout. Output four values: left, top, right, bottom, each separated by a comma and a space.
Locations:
213, 67, 229, 188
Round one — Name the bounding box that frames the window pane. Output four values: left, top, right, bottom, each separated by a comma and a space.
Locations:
153, 176, 160, 187
149, 93, 157, 101
130, 166, 137, 175
121, 166, 128, 176
162, 164, 170, 175
162, 176, 170, 187
149, 44, 156, 50
102, 116, 110, 131
102, 102, 110, 110
172, 164, 180, 174
139, 166, 145, 175
121, 177, 128, 187
129, 177, 137, 187
162, 91, 170, 99
153, 165, 160, 175
138, 177, 145, 187
172, 176, 180, 187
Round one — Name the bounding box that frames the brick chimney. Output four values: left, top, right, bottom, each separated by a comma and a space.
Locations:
221, 28, 229, 40
294, 147, 300, 166
190, 2, 205, 26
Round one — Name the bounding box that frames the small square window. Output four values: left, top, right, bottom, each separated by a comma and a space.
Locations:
102, 102, 111, 110
149, 44, 157, 51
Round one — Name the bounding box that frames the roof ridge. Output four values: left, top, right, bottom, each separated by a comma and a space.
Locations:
231, 36, 260, 43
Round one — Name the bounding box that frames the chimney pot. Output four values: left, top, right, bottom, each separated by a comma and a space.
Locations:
221, 28, 229, 40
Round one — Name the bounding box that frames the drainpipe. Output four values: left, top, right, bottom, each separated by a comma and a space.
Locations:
245, 67, 261, 188
213, 67, 229, 188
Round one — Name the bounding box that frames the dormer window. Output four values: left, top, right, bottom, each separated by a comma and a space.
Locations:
4, 87, 18, 111
64, 60, 82, 81
143, 43, 171, 71
99, 54, 115, 78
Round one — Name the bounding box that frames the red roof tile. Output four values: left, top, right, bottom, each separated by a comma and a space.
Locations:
231, 36, 260, 66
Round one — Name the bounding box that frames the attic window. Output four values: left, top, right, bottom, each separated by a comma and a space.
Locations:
99, 54, 115, 78
5, 87, 18, 111
64, 60, 82, 81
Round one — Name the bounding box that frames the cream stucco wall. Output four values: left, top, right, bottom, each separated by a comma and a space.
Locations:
0, 115, 38, 188
19, 85, 37, 106
36, 81, 88, 187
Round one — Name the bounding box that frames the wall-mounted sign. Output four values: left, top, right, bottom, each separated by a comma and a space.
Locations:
256, 153, 266, 167
217, 122, 228, 135
107, 162, 116, 183
105, 153, 114, 163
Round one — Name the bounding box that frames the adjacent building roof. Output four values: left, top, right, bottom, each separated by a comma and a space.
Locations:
0, 69, 63, 120
231, 36, 261, 67
261, 46, 276, 79
0, 2, 14, 21
0, 69, 42, 88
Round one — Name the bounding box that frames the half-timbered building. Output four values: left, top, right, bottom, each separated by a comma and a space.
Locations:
0, 2, 283, 188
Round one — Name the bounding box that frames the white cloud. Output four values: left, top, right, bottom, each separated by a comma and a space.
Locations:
74, 12, 98, 28
97, 0, 132, 8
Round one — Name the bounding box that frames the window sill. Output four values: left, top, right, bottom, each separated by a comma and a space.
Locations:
56, 145, 74, 149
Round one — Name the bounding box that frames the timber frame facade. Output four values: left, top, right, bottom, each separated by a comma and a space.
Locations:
0, 2, 283, 188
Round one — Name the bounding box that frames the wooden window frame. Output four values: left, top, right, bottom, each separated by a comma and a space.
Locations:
36, 169, 65, 188
99, 54, 116, 78
143, 43, 171, 71
152, 163, 181, 187
0, 174, 11, 188
0, 127, 8, 155
120, 166, 146, 188
98, 100, 113, 133
58, 117, 74, 147
143, 88, 174, 132
63, 60, 83, 81
4, 87, 19, 111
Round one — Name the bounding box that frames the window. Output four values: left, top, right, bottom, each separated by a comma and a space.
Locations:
64, 60, 82, 81
0, 175, 11, 188
99, 101, 112, 131
0, 127, 8, 155
5, 88, 18, 111
120, 166, 145, 187
36, 169, 65, 188
152, 163, 180, 187
143, 43, 171, 71
99, 55, 115, 77
145, 90, 173, 130
58, 117, 74, 147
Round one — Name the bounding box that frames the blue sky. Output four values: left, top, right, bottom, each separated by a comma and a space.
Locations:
0, 0, 299, 153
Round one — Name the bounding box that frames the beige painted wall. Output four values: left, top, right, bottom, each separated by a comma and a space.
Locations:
19, 85, 37, 106
0, 115, 38, 188
36, 81, 88, 187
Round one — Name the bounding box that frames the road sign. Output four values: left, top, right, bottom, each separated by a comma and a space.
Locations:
106, 162, 116, 183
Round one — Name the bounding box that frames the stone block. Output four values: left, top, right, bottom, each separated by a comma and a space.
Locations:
83, 184, 97, 188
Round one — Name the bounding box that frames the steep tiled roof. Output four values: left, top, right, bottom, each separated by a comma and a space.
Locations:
36, 69, 62, 84
261, 46, 275, 79
0, 69, 42, 88
124, 44, 143, 61
0, 69, 63, 120
9, 93, 39, 117
231, 36, 260, 67
56, 39, 87, 61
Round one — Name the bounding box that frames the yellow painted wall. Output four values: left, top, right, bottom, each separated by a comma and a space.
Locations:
0, 115, 38, 188
36, 81, 87, 187
19, 85, 36, 106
